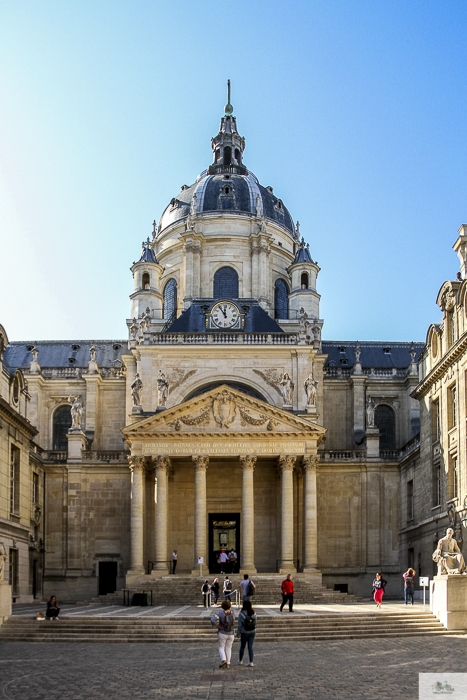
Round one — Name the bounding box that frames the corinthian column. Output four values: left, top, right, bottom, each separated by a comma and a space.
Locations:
153, 456, 170, 573
302, 455, 319, 573
192, 456, 209, 573
240, 455, 257, 574
128, 456, 145, 574
278, 455, 296, 573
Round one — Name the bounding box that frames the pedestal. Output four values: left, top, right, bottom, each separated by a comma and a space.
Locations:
66, 429, 87, 462
430, 574, 467, 630
0, 582, 12, 624
132, 405, 143, 416
365, 426, 380, 458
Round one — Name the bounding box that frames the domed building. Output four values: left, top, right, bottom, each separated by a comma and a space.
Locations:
0, 89, 425, 603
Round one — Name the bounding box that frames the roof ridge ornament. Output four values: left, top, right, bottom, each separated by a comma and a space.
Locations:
224, 79, 233, 116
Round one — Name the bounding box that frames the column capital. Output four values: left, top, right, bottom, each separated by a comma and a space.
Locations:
302, 455, 319, 470
128, 455, 146, 472
240, 455, 257, 471
192, 455, 209, 471
278, 455, 296, 472
151, 455, 171, 472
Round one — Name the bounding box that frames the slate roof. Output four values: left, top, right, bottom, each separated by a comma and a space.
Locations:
4, 341, 126, 370
137, 245, 158, 264
164, 302, 284, 334
322, 341, 425, 369
292, 241, 314, 264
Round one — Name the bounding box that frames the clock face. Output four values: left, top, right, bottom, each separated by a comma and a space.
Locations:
212, 302, 240, 329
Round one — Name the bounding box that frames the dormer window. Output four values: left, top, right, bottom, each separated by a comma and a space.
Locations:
275, 199, 283, 210
339, 347, 346, 353
267, 186, 273, 193
223, 186, 230, 195
71, 344, 80, 351
68, 357, 76, 364
384, 347, 391, 354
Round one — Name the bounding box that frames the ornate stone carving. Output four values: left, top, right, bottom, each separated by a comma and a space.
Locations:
129, 318, 139, 340
302, 455, 320, 470
192, 455, 209, 471
432, 528, 466, 575
152, 456, 171, 472
127, 455, 145, 471
280, 373, 294, 406
89, 343, 97, 362
278, 455, 296, 471
267, 420, 277, 431
252, 369, 281, 395
298, 308, 308, 334
34, 506, 42, 526
131, 373, 143, 407
179, 407, 211, 426
157, 370, 169, 407
68, 395, 83, 429
240, 455, 257, 471
31, 343, 39, 362
0, 543, 6, 581
366, 398, 375, 427
304, 372, 318, 407
212, 390, 237, 428
354, 342, 361, 362
238, 406, 268, 426
167, 369, 197, 394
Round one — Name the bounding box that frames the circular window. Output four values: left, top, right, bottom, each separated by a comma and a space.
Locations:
432, 333, 438, 358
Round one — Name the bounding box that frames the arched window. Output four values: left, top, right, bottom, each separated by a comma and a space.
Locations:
235, 148, 241, 164
223, 146, 231, 166
142, 272, 150, 289
274, 279, 288, 319
213, 267, 238, 299
301, 272, 309, 289
53, 405, 72, 451
163, 279, 177, 320
375, 405, 396, 450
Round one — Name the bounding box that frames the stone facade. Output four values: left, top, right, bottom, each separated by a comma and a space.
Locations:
1, 100, 427, 601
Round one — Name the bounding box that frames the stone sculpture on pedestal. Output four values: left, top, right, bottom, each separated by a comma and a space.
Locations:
280, 373, 293, 406
68, 395, 83, 429
131, 373, 143, 407
157, 370, 169, 408
0, 543, 6, 581
304, 372, 318, 407
433, 528, 466, 575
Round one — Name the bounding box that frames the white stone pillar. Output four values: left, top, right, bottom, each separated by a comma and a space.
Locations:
153, 456, 170, 573
192, 456, 209, 573
240, 455, 257, 574
302, 455, 320, 574
128, 456, 145, 574
279, 455, 296, 573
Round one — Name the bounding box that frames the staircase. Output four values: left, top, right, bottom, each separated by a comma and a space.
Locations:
83, 575, 362, 607
0, 611, 454, 643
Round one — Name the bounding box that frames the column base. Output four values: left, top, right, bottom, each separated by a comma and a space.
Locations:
150, 569, 169, 578
302, 569, 323, 585
0, 582, 12, 624
239, 567, 257, 575
279, 567, 297, 575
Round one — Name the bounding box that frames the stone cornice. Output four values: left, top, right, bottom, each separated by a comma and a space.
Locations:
0, 395, 38, 438
412, 331, 467, 399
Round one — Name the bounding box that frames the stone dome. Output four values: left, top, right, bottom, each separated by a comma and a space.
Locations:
157, 169, 296, 236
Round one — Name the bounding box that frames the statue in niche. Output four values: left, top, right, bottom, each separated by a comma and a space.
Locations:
68, 395, 83, 429
131, 373, 143, 407
366, 398, 375, 427
280, 373, 294, 405
432, 528, 466, 575
157, 370, 169, 407
304, 372, 319, 407
0, 543, 6, 581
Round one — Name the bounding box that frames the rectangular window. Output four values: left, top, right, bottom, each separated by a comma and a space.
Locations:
9, 548, 18, 596
32, 472, 39, 504
431, 399, 440, 441
407, 479, 414, 520
448, 384, 457, 429
433, 464, 441, 507
449, 455, 459, 500
9, 445, 20, 515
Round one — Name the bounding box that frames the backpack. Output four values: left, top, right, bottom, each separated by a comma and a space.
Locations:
210, 614, 220, 629
247, 580, 255, 596
202, 583, 209, 593
224, 580, 232, 591
229, 552, 236, 562
220, 611, 234, 633
243, 613, 256, 632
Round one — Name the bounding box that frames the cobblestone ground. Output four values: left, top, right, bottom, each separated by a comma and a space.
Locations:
1, 636, 467, 699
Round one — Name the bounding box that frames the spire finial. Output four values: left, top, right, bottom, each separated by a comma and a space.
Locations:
224, 79, 233, 116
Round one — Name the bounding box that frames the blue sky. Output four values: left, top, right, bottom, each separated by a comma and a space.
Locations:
1, 0, 466, 343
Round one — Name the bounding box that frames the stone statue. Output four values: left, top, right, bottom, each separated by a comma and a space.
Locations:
432, 528, 466, 575
256, 194, 261, 217
68, 395, 83, 429
410, 341, 417, 363
129, 318, 139, 340
366, 398, 375, 427
0, 542, 6, 581
131, 373, 143, 407
191, 193, 197, 216
89, 342, 97, 362
354, 342, 361, 362
280, 373, 294, 405
185, 212, 193, 231
157, 370, 169, 407
31, 343, 39, 362
298, 308, 308, 334
142, 307, 151, 330
304, 372, 319, 407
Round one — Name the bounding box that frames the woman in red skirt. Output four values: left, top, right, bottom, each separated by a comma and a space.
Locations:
372, 572, 387, 608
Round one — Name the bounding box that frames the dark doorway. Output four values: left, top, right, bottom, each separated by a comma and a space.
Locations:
32, 560, 37, 599
209, 513, 240, 574
98, 561, 118, 596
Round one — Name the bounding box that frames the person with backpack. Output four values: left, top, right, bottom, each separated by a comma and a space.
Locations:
237, 600, 257, 666
216, 600, 235, 669
223, 576, 233, 601
211, 578, 220, 605
239, 573, 255, 602
201, 579, 211, 608
280, 573, 294, 612
403, 567, 416, 605
228, 548, 237, 573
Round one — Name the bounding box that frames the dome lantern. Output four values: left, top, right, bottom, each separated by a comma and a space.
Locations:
210, 80, 246, 175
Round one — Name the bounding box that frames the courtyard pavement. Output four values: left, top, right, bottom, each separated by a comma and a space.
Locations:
1, 601, 467, 699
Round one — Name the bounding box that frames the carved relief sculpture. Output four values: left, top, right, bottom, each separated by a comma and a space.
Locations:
432, 528, 466, 575
131, 373, 143, 407
68, 395, 83, 429
212, 390, 237, 428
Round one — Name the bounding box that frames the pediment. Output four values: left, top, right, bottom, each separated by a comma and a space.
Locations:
122, 384, 325, 444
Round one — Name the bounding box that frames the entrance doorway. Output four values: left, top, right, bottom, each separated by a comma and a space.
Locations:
209, 513, 240, 574
98, 561, 118, 596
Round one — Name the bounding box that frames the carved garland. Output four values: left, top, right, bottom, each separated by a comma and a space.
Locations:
179, 407, 211, 426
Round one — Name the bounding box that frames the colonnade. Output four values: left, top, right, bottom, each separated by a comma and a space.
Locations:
127, 453, 319, 575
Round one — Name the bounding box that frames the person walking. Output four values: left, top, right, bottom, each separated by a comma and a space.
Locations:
211, 578, 220, 605
46, 595, 60, 620
172, 550, 177, 575
372, 572, 387, 608
219, 550, 228, 573
280, 573, 294, 612
403, 567, 416, 605
239, 574, 255, 602
223, 575, 233, 602
228, 548, 237, 573
217, 600, 235, 669
201, 579, 211, 608
237, 600, 257, 667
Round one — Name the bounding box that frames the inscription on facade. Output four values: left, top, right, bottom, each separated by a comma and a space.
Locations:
141, 441, 305, 456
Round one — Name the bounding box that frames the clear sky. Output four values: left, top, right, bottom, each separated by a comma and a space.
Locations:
1, 0, 466, 344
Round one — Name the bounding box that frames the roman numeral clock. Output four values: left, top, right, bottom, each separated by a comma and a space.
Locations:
206, 301, 244, 331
